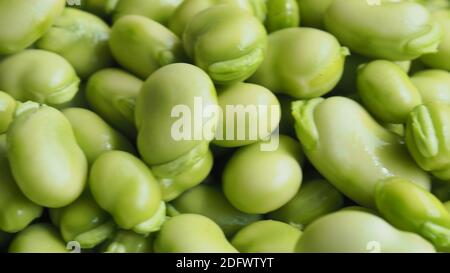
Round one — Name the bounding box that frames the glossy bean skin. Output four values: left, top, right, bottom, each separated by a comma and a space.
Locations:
334, 53, 410, 96
421, 10, 450, 71
170, 184, 262, 237
183, 5, 267, 85
235, 0, 267, 22
269, 179, 344, 229
86, 68, 143, 139
405, 102, 450, 180
0, 50, 80, 106
7, 103, 88, 208
0, 91, 17, 134
357, 60, 422, 123
295, 210, 435, 253
89, 151, 164, 234
169, 0, 267, 37
222, 135, 303, 214
375, 177, 450, 252
0, 0, 65, 54
324, 0, 442, 61
75, 0, 119, 19
0, 135, 42, 233
154, 214, 238, 253
8, 224, 68, 253
109, 15, 185, 79
411, 70, 450, 104
231, 220, 302, 253
50, 191, 116, 249
248, 28, 348, 99
340, 206, 377, 215
213, 82, 281, 148
102, 230, 154, 253
62, 108, 135, 165
169, 0, 215, 36
135, 63, 218, 201
1, 0, 450, 254
113, 0, 183, 25
384, 123, 405, 138
55, 83, 90, 111
265, 0, 300, 33
36, 8, 114, 79
292, 97, 430, 208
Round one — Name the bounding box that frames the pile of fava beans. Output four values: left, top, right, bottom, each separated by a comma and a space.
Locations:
0, 0, 449, 253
